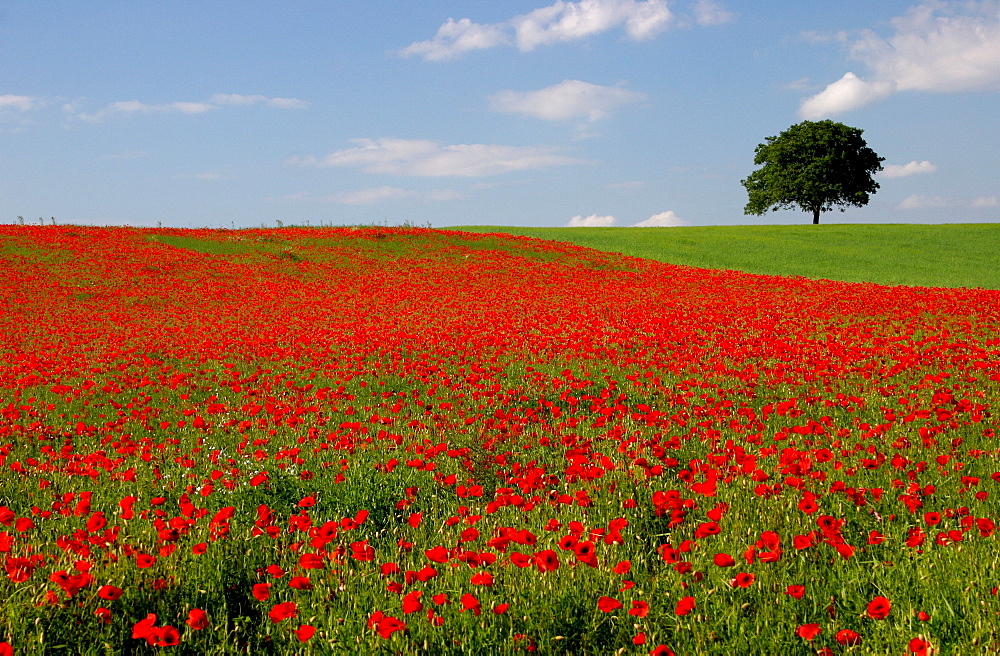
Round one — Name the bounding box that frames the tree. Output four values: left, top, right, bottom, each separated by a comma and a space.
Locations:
741, 120, 884, 224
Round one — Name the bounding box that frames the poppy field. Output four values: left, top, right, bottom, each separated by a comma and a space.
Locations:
1, 224, 999, 655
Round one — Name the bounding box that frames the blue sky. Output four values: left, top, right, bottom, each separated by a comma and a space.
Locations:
1, 1, 998, 228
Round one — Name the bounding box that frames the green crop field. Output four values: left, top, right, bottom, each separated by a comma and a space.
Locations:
453, 223, 1000, 290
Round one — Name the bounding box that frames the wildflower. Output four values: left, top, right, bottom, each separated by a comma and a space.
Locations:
186, 608, 209, 630
867, 595, 891, 620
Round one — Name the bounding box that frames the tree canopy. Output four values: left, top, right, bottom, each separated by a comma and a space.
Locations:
741, 120, 884, 224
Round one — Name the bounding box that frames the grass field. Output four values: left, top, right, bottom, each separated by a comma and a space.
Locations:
453, 223, 1000, 290
1, 225, 999, 654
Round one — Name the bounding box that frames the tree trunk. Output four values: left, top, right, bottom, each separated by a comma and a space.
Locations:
812, 208, 820, 224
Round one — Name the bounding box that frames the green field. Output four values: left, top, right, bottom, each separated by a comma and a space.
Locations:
453, 223, 1000, 290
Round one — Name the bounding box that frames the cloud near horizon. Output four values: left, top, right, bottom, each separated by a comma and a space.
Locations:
490, 80, 646, 122
400, 0, 694, 61
567, 213, 617, 226
630, 210, 686, 226
78, 93, 307, 122
881, 160, 937, 178
287, 138, 589, 177
799, 1, 1000, 118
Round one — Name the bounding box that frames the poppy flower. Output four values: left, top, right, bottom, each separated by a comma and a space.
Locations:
491, 603, 510, 614
597, 596, 623, 613
836, 629, 862, 646
470, 571, 494, 586
674, 596, 695, 616
98, 585, 123, 601
132, 613, 157, 640
731, 572, 755, 588
401, 591, 423, 614
908, 637, 931, 655
650, 645, 676, 656
629, 600, 650, 617
296, 624, 316, 642
867, 595, 891, 620
94, 607, 112, 624
135, 554, 156, 569
186, 608, 209, 630
534, 549, 559, 572
796, 623, 821, 641
268, 601, 297, 623
459, 593, 481, 616
713, 553, 735, 567
785, 585, 805, 599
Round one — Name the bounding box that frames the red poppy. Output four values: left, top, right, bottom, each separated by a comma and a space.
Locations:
796, 623, 821, 641
492, 603, 510, 614
908, 637, 931, 655
674, 596, 695, 616
402, 590, 423, 614
296, 624, 316, 642
597, 596, 623, 613
135, 554, 156, 569
186, 608, 209, 630
731, 572, 755, 588
132, 613, 158, 640
629, 600, 650, 617
268, 601, 297, 623
460, 593, 481, 616
95, 607, 112, 624
785, 585, 805, 599
288, 576, 313, 590
836, 629, 862, 646
649, 645, 676, 656
252, 583, 271, 601
534, 549, 559, 572
713, 553, 735, 567
470, 571, 494, 586
867, 595, 891, 620
98, 584, 123, 601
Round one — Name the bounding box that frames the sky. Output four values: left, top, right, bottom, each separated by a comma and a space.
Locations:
1, 0, 998, 229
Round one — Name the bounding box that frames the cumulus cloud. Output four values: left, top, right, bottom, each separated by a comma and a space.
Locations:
881, 160, 937, 178
78, 94, 307, 122
286, 138, 588, 177
401, 0, 685, 61
899, 194, 948, 209
490, 80, 646, 122
0, 94, 42, 111
800, 1, 1000, 117
798, 72, 895, 119
972, 196, 998, 208
692, 0, 735, 26
567, 213, 617, 226
630, 210, 686, 226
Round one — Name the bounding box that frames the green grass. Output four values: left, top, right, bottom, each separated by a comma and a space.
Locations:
452, 223, 1000, 290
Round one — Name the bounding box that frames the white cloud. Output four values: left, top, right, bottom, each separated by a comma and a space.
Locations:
78, 94, 307, 122
210, 93, 309, 109
630, 210, 686, 226
801, 1, 1000, 117
798, 72, 895, 119
398, 18, 510, 61
881, 160, 937, 178
401, 0, 687, 61
286, 138, 588, 177
899, 194, 948, 209
490, 80, 646, 121
692, 0, 735, 26
0, 95, 41, 111
567, 213, 617, 226
972, 196, 998, 208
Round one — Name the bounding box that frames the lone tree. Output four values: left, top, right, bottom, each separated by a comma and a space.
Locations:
741, 120, 884, 224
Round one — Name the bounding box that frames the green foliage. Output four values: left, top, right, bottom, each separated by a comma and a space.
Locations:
741, 120, 884, 224
453, 224, 1000, 290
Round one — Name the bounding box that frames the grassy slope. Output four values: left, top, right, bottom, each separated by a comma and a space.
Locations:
452, 223, 1000, 290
